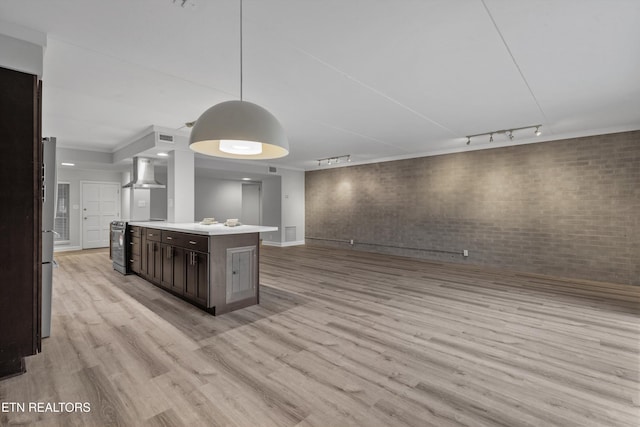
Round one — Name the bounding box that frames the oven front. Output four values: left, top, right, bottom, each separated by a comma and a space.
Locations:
110, 221, 127, 274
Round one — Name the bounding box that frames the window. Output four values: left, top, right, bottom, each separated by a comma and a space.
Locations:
54, 183, 70, 243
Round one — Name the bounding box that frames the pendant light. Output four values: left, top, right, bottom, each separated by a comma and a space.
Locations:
189, 0, 289, 159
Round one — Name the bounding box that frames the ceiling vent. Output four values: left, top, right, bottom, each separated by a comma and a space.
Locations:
158, 133, 174, 143
268, 166, 277, 174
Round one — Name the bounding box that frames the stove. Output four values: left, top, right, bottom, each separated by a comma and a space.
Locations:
110, 220, 128, 274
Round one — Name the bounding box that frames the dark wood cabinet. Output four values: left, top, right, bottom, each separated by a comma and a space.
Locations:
0, 66, 42, 379
140, 229, 148, 276
160, 229, 206, 304
143, 241, 161, 284
161, 244, 185, 294
129, 226, 260, 315
152, 242, 162, 284
185, 250, 208, 305
140, 228, 162, 284
128, 226, 141, 274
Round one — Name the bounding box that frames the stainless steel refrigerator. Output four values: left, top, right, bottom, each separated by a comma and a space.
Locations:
42, 137, 57, 338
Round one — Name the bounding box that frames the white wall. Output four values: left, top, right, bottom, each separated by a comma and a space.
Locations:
121, 172, 131, 220
150, 171, 167, 220
55, 168, 123, 251
167, 149, 194, 222
126, 156, 305, 245
130, 188, 151, 221
0, 26, 45, 77
260, 176, 282, 244
194, 177, 243, 222
280, 169, 305, 245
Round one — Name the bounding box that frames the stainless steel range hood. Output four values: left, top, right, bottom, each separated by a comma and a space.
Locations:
122, 157, 166, 189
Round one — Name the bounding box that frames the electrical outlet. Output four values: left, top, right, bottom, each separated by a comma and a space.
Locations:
463, 249, 469, 257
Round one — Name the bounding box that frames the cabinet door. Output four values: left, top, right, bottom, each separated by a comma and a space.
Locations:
128, 235, 141, 274
162, 245, 185, 294
146, 241, 156, 279
153, 242, 163, 284
161, 244, 173, 289
185, 250, 208, 305
140, 232, 148, 276
226, 246, 256, 304
0, 67, 41, 376
132, 254, 141, 274
172, 246, 186, 295
143, 240, 158, 282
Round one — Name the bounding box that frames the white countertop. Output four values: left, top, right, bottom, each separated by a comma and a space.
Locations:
128, 221, 278, 236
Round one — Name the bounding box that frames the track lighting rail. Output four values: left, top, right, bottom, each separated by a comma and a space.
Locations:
466, 124, 542, 145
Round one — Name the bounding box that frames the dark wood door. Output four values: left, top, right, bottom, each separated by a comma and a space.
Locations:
152, 242, 162, 284
171, 246, 186, 295
161, 244, 173, 289
128, 227, 141, 274
161, 244, 185, 294
185, 250, 208, 305
143, 239, 161, 283
140, 230, 148, 276
0, 67, 41, 378
144, 241, 154, 279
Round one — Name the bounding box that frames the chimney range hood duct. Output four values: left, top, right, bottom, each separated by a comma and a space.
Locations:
122, 157, 166, 189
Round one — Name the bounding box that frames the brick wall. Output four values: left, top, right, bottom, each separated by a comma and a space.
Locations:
305, 130, 640, 285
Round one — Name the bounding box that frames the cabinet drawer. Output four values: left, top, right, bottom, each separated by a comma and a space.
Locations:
128, 225, 141, 237
144, 228, 161, 242
183, 234, 209, 252
162, 231, 186, 247
129, 254, 141, 273
129, 239, 141, 256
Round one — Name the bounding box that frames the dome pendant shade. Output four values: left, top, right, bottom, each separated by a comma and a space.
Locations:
189, 100, 289, 159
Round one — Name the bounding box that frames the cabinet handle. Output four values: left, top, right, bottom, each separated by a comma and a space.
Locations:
148, 233, 154, 237
166, 236, 172, 240
189, 241, 197, 245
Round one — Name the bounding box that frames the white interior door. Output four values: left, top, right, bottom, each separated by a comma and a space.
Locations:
82, 182, 120, 249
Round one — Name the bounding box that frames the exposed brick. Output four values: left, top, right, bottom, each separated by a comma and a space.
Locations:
305, 130, 640, 286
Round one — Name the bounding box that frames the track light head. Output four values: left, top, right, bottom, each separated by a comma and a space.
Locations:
508, 130, 514, 140
466, 137, 471, 145
535, 126, 542, 136
489, 133, 494, 143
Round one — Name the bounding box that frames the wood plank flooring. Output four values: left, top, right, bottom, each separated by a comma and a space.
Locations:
1, 245, 638, 426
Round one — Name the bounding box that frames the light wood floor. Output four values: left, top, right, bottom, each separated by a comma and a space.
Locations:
1, 246, 638, 426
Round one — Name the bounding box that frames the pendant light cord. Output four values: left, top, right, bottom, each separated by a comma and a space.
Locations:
240, 0, 243, 101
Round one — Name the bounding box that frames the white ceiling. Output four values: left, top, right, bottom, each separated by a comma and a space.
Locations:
1, 0, 639, 170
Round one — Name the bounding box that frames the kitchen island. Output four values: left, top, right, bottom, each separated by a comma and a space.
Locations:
127, 221, 277, 315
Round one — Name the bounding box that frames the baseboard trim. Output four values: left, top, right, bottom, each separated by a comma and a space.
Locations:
54, 245, 82, 253
262, 240, 305, 247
